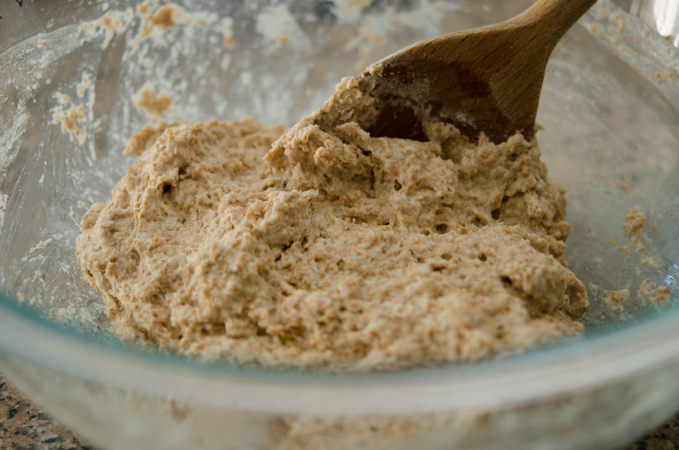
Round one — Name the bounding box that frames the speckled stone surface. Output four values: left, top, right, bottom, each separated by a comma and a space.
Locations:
0, 373, 677, 450
0, 376, 97, 450
627, 420, 679, 450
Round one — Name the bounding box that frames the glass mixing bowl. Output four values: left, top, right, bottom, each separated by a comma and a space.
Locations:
1, 0, 679, 449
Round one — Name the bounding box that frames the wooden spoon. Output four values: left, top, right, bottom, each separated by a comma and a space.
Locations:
317, 0, 597, 144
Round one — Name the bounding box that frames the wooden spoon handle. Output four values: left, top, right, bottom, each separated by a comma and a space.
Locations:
516, 0, 598, 47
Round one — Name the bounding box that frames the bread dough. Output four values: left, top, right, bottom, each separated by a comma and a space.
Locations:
75, 77, 588, 370
624, 206, 646, 237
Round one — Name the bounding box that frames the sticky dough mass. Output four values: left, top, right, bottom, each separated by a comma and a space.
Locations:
76, 77, 588, 370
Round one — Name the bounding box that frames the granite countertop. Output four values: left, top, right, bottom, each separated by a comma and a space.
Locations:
0, 373, 677, 450
0, 376, 96, 450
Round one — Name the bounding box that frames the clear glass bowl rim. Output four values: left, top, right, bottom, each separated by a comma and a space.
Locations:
3, 288, 679, 416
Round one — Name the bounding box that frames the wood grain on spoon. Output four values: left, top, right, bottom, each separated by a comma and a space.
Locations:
320, 0, 598, 144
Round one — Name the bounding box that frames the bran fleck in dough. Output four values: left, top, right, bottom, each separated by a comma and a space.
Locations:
75, 77, 588, 371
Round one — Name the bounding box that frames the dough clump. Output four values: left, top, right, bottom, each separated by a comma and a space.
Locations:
76, 78, 588, 370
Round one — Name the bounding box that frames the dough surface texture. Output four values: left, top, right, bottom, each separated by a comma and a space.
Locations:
76, 78, 588, 370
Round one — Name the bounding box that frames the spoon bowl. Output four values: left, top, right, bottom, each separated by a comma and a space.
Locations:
317, 0, 598, 143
